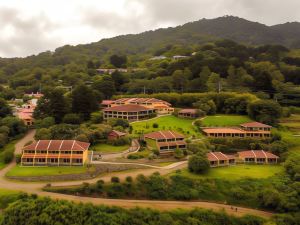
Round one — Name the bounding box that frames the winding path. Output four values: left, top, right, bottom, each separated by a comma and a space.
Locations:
0, 131, 274, 219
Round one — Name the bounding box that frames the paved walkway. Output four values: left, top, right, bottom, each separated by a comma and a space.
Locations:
0, 131, 274, 219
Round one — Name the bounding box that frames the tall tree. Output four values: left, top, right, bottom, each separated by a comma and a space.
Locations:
0, 98, 11, 118
71, 84, 98, 120
110, 55, 127, 68
93, 76, 116, 98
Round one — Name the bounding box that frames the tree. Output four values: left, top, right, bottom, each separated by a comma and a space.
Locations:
35, 128, 51, 140
71, 84, 98, 120
111, 71, 126, 91
34, 117, 55, 129
0, 117, 26, 137
63, 113, 82, 124
188, 153, 210, 174
34, 88, 69, 123
247, 100, 282, 125
0, 98, 11, 118
90, 112, 103, 124
92, 76, 116, 98
207, 72, 222, 92
110, 54, 127, 68
172, 70, 188, 92
174, 148, 184, 159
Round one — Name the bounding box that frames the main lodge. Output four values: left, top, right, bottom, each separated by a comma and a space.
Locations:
102, 98, 174, 121
21, 140, 90, 166
202, 121, 272, 138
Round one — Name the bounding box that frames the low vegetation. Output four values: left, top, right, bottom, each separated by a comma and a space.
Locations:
201, 115, 252, 127
0, 195, 266, 225
91, 143, 130, 153
6, 165, 93, 177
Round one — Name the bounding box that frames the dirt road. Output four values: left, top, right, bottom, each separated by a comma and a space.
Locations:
0, 131, 274, 219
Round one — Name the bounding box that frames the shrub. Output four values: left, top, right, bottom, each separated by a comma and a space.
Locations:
3, 151, 14, 164
188, 153, 210, 174
152, 123, 159, 128
15, 154, 22, 164
63, 113, 82, 124
111, 176, 120, 183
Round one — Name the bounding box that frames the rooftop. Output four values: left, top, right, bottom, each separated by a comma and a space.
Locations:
240, 121, 272, 128
23, 140, 90, 151
207, 152, 235, 161
144, 130, 184, 140
238, 150, 279, 159
178, 109, 198, 114
103, 104, 151, 112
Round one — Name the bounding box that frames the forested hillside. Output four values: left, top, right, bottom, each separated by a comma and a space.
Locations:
0, 16, 300, 106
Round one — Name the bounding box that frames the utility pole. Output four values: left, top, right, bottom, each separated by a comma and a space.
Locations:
218, 81, 222, 93
143, 86, 146, 94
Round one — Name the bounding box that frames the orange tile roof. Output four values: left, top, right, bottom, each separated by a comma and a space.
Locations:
178, 109, 198, 114
206, 152, 235, 161
238, 150, 278, 159
202, 128, 245, 134
240, 122, 272, 128
103, 104, 151, 112
144, 130, 184, 140
23, 140, 90, 151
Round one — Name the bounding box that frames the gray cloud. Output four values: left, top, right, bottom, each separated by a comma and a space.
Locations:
0, 0, 300, 57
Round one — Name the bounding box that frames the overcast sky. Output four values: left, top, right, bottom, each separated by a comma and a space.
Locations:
1, 0, 300, 58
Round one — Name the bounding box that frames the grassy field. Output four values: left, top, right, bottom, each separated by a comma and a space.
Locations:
91, 143, 130, 153
131, 115, 199, 137
280, 114, 300, 134
201, 114, 252, 127
6, 165, 93, 177
172, 164, 284, 180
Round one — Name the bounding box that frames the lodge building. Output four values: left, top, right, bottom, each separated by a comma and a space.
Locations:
207, 152, 236, 167
101, 98, 174, 115
202, 121, 272, 138
178, 109, 199, 118
21, 140, 90, 166
238, 150, 279, 164
144, 130, 186, 155
103, 104, 155, 121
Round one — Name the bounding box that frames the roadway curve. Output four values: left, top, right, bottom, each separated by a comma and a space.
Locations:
0, 131, 274, 219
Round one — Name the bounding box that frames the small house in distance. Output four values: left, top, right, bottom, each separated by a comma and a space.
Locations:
206, 152, 236, 167
144, 130, 186, 155
21, 140, 90, 166
238, 150, 279, 164
108, 130, 127, 140
178, 109, 199, 118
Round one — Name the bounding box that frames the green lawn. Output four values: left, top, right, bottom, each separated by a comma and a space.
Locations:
6, 165, 93, 177
173, 164, 284, 180
201, 114, 252, 127
131, 115, 199, 137
91, 143, 130, 153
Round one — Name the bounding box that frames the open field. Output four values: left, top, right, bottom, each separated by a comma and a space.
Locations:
171, 164, 284, 180
6, 165, 94, 177
131, 115, 199, 137
201, 114, 252, 127
91, 143, 130, 153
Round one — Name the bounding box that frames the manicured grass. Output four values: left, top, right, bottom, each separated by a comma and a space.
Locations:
173, 164, 284, 180
131, 115, 199, 137
91, 143, 130, 153
0, 188, 20, 196
201, 114, 252, 127
6, 165, 93, 177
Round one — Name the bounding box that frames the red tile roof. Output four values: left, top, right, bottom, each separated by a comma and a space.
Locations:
23, 140, 90, 151
202, 128, 245, 134
178, 109, 198, 114
206, 152, 235, 161
144, 130, 184, 140
109, 130, 127, 137
240, 122, 272, 128
238, 150, 279, 159
101, 100, 115, 105
103, 104, 151, 112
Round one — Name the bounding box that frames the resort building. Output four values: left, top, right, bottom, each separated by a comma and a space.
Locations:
238, 150, 279, 164
144, 130, 186, 155
103, 104, 155, 121
102, 97, 174, 115
108, 130, 127, 140
178, 109, 199, 118
202, 121, 272, 138
207, 152, 236, 167
17, 108, 35, 126
21, 140, 90, 166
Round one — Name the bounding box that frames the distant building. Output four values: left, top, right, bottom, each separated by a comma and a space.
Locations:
207, 152, 236, 167
21, 140, 90, 166
17, 108, 35, 126
238, 150, 279, 164
173, 55, 188, 60
178, 109, 199, 118
24, 92, 43, 99
101, 98, 174, 115
103, 104, 155, 121
108, 130, 127, 140
149, 56, 167, 60
144, 130, 186, 155
96, 68, 142, 75
202, 121, 272, 138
